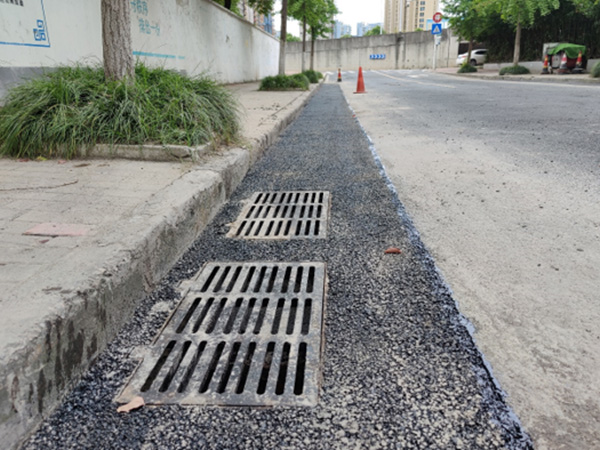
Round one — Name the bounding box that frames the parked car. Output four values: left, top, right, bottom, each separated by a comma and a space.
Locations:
456, 49, 487, 66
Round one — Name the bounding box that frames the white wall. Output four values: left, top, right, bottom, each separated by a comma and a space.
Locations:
285, 30, 459, 72
0, 0, 278, 94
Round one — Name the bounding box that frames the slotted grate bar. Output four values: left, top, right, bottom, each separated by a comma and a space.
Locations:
118, 262, 325, 407
227, 191, 330, 239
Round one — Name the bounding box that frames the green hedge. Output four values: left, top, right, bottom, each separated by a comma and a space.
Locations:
259, 74, 310, 91
499, 65, 531, 75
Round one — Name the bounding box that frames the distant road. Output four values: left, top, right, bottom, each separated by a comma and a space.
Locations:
338, 69, 600, 450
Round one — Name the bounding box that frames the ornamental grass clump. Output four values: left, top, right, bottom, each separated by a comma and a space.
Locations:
259, 74, 310, 91
0, 64, 240, 159
591, 61, 600, 78
302, 70, 323, 83
499, 65, 531, 75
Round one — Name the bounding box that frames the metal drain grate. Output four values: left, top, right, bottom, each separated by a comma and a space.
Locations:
227, 191, 330, 239
118, 262, 326, 407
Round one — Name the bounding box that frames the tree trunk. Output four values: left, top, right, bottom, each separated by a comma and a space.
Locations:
310, 31, 315, 71
513, 19, 521, 65
101, 0, 134, 81
301, 17, 307, 72
278, 0, 288, 75
467, 39, 473, 63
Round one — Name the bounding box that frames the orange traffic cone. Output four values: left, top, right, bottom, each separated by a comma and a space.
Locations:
354, 67, 366, 94
541, 55, 550, 74
572, 50, 584, 74
557, 51, 569, 74
337, 68, 342, 82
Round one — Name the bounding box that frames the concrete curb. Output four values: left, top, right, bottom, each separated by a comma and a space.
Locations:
81, 143, 211, 162
0, 81, 322, 450
438, 70, 600, 84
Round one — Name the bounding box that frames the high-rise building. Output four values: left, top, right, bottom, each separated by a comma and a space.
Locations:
406, 0, 439, 31
332, 21, 352, 39
384, 0, 439, 33
384, 0, 402, 33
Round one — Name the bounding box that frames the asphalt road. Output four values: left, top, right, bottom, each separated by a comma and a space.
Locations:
23, 84, 532, 449
337, 69, 600, 450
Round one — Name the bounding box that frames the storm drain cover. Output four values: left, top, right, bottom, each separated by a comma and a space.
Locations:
118, 262, 326, 407
227, 191, 331, 239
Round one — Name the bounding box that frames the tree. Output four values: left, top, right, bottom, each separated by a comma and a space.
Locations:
279, 0, 289, 74
364, 25, 382, 36
101, 0, 134, 81
287, 33, 302, 42
445, 0, 483, 64
307, 0, 337, 70
476, 0, 560, 65
288, 0, 337, 72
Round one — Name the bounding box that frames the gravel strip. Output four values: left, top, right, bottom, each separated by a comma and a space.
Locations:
24, 84, 532, 449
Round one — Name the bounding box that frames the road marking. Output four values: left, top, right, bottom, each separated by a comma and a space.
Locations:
373, 70, 456, 89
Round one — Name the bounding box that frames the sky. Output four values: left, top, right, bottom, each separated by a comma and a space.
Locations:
332, 0, 385, 34
274, 0, 385, 37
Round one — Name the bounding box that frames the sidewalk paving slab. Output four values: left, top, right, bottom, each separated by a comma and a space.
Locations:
0, 80, 322, 450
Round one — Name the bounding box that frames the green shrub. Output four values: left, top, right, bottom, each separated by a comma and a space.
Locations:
259, 73, 310, 91
0, 64, 240, 159
499, 65, 531, 75
458, 63, 478, 73
302, 70, 323, 83
591, 61, 600, 78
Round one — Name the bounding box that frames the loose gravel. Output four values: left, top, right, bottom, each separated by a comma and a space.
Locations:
23, 84, 533, 449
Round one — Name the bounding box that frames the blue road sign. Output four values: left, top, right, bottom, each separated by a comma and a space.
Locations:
369, 54, 386, 60
431, 23, 442, 35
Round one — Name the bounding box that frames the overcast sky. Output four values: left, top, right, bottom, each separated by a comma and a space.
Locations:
274, 0, 385, 37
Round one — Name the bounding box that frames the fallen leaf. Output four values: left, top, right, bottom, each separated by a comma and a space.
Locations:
57, 160, 68, 164
74, 163, 90, 168
117, 396, 145, 413
384, 247, 402, 254
17, 158, 30, 163
36, 156, 47, 161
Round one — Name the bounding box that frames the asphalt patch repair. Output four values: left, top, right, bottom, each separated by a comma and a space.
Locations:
24, 84, 533, 449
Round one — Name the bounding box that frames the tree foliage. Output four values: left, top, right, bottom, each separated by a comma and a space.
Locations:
445, 0, 480, 42
445, 0, 600, 64
468, 0, 600, 61
248, 0, 276, 15
477, 0, 560, 28
364, 25, 382, 36
214, 0, 274, 15
288, 0, 338, 70
477, 0, 560, 63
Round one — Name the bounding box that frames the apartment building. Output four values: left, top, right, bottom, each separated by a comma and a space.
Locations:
384, 0, 439, 33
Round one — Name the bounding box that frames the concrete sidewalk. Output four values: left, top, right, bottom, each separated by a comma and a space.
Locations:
0, 80, 322, 449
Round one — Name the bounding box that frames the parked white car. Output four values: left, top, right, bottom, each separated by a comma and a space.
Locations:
456, 49, 488, 66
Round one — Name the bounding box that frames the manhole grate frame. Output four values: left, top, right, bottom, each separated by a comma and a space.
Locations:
117, 261, 327, 407
227, 191, 331, 240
